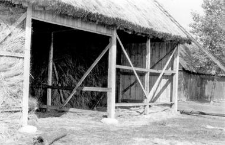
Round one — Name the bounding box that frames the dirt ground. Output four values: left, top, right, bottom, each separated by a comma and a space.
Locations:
1, 102, 225, 145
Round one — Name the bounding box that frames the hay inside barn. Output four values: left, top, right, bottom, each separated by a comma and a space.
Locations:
30, 20, 112, 109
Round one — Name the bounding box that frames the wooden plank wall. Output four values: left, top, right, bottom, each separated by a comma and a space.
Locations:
179, 71, 225, 102
119, 42, 176, 103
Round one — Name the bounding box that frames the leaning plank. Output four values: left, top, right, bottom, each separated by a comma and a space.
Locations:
116, 65, 175, 74
62, 43, 111, 107
115, 102, 174, 107
0, 12, 27, 44
22, 6, 32, 126
47, 33, 54, 109
53, 63, 65, 103
147, 47, 177, 102
116, 34, 148, 98
0, 51, 24, 58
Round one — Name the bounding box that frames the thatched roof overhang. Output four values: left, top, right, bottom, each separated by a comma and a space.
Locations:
1, 0, 191, 43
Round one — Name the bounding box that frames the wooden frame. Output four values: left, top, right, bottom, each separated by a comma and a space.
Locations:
147, 47, 178, 102
144, 38, 151, 114
61, 42, 112, 107
22, 5, 32, 126
47, 33, 54, 110
172, 45, 179, 112
107, 30, 117, 118
115, 34, 179, 114
116, 34, 148, 98
19, 5, 181, 121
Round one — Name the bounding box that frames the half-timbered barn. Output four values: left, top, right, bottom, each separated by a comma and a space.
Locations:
0, 0, 191, 127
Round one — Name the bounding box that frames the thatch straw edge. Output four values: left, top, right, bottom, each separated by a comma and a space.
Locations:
1, 0, 191, 43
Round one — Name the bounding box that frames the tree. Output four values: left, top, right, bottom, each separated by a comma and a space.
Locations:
190, 0, 225, 74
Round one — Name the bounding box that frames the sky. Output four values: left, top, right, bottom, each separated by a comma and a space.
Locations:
157, 0, 204, 32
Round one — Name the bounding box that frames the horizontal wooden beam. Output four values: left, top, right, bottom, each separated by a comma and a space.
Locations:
116, 65, 175, 74
115, 102, 174, 107
0, 51, 24, 58
32, 10, 113, 36
33, 85, 111, 92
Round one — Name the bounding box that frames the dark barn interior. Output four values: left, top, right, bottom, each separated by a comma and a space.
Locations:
30, 20, 111, 109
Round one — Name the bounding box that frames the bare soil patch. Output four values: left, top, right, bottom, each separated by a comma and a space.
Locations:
1, 105, 225, 145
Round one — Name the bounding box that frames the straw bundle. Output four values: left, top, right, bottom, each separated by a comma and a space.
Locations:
0, 3, 25, 109
32, 53, 108, 109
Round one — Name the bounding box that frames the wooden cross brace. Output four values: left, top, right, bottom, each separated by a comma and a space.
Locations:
61, 41, 112, 107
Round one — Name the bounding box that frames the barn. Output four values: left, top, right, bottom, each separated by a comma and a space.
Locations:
179, 43, 225, 102
0, 0, 191, 129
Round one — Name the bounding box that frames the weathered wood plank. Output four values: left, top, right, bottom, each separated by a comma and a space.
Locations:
22, 6, 32, 126
172, 45, 179, 112
147, 47, 177, 102
117, 34, 148, 98
115, 102, 174, 107
47, 33, 54, 110
33, 84, 111, 92
144, 39, 151, 114
0, 51, 24, 58
107, 30, 117, 118
116, 65, 175, 74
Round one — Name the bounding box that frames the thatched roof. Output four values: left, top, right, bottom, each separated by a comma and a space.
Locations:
179, 44, 225, 76
2, 0, 189, 42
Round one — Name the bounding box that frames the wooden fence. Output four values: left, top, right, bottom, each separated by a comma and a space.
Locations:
178, 70, 225, 102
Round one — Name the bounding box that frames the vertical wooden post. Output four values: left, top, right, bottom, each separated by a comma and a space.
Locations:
22, 5, 32, 126
144, 38, 151, 114
107, 30, 117, 118
47, 33, 54, 110
172, 45, 179, 112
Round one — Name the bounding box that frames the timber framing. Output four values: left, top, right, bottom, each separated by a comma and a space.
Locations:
22, 5, 32, 126
15, 2, 182, 124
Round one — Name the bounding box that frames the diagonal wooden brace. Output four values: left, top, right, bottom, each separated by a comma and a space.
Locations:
61, 42, 111, 107
147, 47, 177, 102
0, 12, 27, 44
116, 34, 148, 98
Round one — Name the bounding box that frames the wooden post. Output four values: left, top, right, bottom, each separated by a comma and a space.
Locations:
22, 5, 32, 126
107, 30, 117, 118
144, 38, 151, 114
172, 45, 179, 112
47, 33, 54, 110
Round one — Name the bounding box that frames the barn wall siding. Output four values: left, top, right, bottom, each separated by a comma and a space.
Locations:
178, 71, 225, 102
119, 42, 176, 103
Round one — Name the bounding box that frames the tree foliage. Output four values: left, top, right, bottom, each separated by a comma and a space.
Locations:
190, 0, 225, 74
